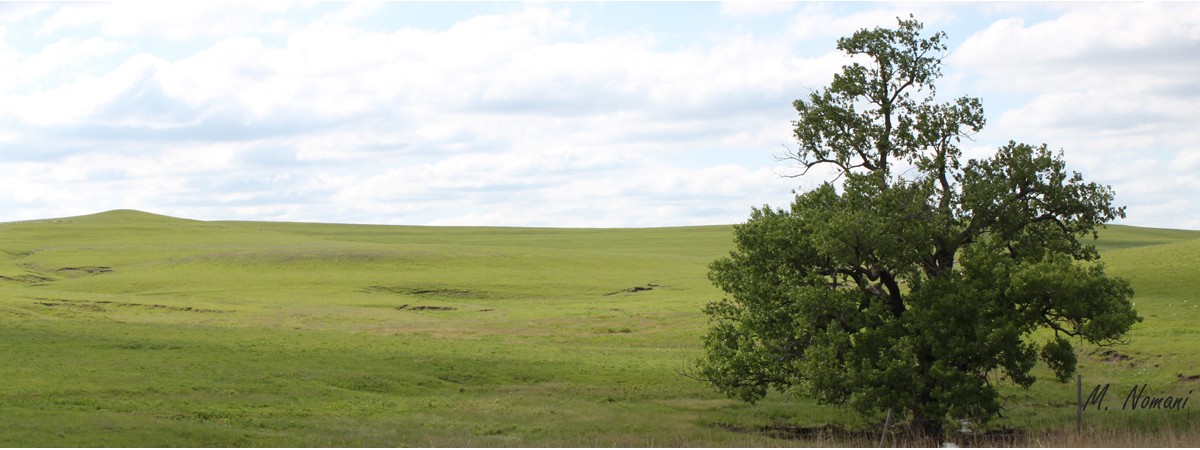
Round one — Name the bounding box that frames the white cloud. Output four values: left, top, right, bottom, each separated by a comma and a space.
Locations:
720, 2, 796, 19
7, 52, 167, 126
324, 2, 382, 25
130, 6, 835, 151
42, 2, 294, 40
956, 4, 1200, 79
785, 4, 959, 42
16, 37, 121, 86
1172, 149, 1200, 172
343, 151, 795, 227
0, 3, 51, 22
0, 5, 828, 226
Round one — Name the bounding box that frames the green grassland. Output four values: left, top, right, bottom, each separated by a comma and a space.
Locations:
1, 210, 1198, 446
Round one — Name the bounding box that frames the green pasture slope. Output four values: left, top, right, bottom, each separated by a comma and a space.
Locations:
0, 210, 1198, 446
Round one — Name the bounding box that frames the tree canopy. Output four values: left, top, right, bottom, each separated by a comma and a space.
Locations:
694, 16, 1140, 436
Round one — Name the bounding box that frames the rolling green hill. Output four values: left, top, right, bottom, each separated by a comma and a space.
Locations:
0, 210, 1196, 446
1089, 224, 1200, 252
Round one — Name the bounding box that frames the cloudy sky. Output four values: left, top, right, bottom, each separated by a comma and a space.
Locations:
0, 2, 1197, 229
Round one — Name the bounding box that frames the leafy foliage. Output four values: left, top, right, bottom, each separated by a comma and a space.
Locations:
697, 17, 1140, 433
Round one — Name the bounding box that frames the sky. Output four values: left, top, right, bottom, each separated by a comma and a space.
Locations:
0, 2, 1197, 229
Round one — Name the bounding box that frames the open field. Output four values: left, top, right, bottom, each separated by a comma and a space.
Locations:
1, 210, 1199, 446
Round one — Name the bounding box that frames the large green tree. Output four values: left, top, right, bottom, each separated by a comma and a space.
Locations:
695, 17, 1140, 436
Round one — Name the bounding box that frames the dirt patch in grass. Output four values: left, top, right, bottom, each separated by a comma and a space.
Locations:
395, 304, 457, 311
116, 302, 229, 313
52, 266, 113, 277
31, 298, 105, 310
1096, 349, 1133, 362
35, 302, 107, 312
366, 285, 490, 298
604, 284, 659, 296
1178, 374, 1200, 382
31, 298, 230, 313
0, 274, 54, 283
104, 341, 183, 351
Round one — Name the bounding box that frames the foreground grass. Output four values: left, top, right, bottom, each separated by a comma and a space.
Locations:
1, 210, 1198, 446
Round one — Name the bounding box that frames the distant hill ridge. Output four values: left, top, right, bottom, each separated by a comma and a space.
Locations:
6, 209, 1199, 253
71, 209, 203, 223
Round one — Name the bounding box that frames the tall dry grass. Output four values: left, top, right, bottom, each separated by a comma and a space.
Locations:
772, 420, 1200, 448
1020, 423, 1200, 448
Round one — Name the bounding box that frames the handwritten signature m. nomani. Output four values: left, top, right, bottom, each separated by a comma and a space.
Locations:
1083, 384, 1192, 411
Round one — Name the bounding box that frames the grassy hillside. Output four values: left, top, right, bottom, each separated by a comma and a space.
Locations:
1090, 224, 1200, 252
0, 210, 1197, 446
